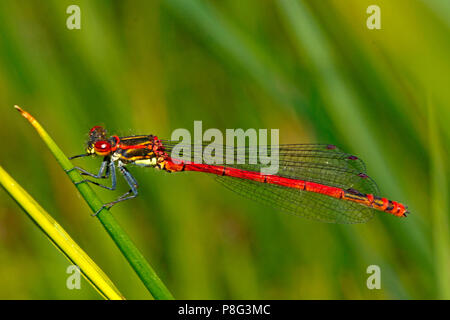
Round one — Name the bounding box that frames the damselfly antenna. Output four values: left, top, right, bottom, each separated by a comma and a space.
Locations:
68, 153, 91, 160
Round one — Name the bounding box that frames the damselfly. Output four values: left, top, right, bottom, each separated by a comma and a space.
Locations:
68, 126, 409, 223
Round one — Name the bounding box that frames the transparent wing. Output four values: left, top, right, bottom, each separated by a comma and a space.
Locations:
163, 142, 379, 223
216, 175, 377, 224
163, 142, 370, 176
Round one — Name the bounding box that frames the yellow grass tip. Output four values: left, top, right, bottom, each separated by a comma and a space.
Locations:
14, 105, 36, 123
14, 105, 40, 129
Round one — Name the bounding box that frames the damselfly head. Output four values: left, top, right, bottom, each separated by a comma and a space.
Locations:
86, 126, 110, 156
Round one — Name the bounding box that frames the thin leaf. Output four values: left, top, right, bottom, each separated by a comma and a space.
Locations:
14, 105, 174, 300
428, 94, 450, 299
0, 165, 124, 300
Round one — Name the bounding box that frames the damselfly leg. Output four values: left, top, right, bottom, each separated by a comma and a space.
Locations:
66, 154, 111, 180
67, 158, 117, 191
75, 160, 111, 179
74, 161, 117, 191
93, 164, 139, 216
68, 154, 139, 216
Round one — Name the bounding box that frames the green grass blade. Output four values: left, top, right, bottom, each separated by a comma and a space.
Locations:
163, 0, 307, 113
14, 105, 174, 300
428, 95, 450, 299
0, 165, 124, 300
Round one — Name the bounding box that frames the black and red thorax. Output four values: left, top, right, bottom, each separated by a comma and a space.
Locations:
87, 126, 169, 169
112, 135, 168, 169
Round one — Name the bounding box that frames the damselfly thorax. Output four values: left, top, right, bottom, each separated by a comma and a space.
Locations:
110, 135, 168, 169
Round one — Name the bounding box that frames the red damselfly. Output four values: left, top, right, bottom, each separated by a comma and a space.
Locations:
68, 126, 409, 223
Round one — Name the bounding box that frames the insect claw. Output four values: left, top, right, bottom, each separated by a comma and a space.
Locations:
92, 205, 106, 217
92, 203, 114, 217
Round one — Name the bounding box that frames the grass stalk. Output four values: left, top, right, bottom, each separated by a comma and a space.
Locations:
14, 105, 174, 300
0, 165, 125, 300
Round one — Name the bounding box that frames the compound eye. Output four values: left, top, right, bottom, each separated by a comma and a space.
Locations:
94, 140, 112, 156
90, 126, 104, 133
89, 126, 107, 139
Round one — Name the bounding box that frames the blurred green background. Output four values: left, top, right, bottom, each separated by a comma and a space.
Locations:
0, 0, 449, 299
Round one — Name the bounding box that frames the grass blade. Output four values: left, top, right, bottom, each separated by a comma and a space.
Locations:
428, 95, 450, 299
0, 165, 124, 300
14, 105, 174, 300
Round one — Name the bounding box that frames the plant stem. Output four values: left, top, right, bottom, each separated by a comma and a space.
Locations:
0, 165, 125, 300
15, 105, 174, 300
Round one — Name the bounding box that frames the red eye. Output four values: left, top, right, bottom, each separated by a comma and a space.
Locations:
94, 140, 112, 155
